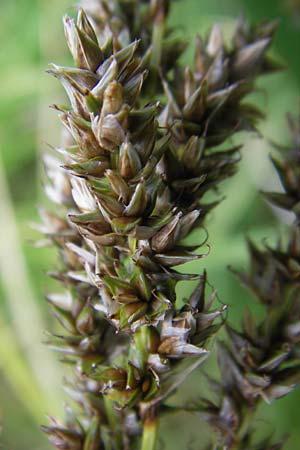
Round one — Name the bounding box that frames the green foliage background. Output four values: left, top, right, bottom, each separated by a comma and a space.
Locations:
0, 0, 300, 449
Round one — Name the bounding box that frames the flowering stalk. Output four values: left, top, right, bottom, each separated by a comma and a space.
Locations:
197, 115, 300, 449
40, 1, 278, 449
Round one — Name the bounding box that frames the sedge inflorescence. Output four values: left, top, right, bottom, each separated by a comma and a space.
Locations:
38, 1, 300, 449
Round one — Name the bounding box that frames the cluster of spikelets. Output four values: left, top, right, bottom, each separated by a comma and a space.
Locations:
37, 1, 298, 449
195, 114, 300, 450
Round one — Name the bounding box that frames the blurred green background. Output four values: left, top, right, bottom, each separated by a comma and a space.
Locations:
0, 0, 300, 449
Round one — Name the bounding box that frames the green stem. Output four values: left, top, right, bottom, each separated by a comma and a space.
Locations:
151, 18, 164, 71
0, 319, 43, 422
141, 408, 158, 450
149, 10, 165, 95
237, 409, 252, 442
0, 148, 62, 415
104, 396, 123, 450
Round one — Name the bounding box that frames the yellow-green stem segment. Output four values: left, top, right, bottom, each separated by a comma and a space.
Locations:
104, 396, 123, 450
149, 8, 165, 95
141, 406, 158, 450
151, 19, 164, 70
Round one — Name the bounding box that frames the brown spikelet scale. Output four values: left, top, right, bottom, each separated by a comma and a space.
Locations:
39, 2, 281, 449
